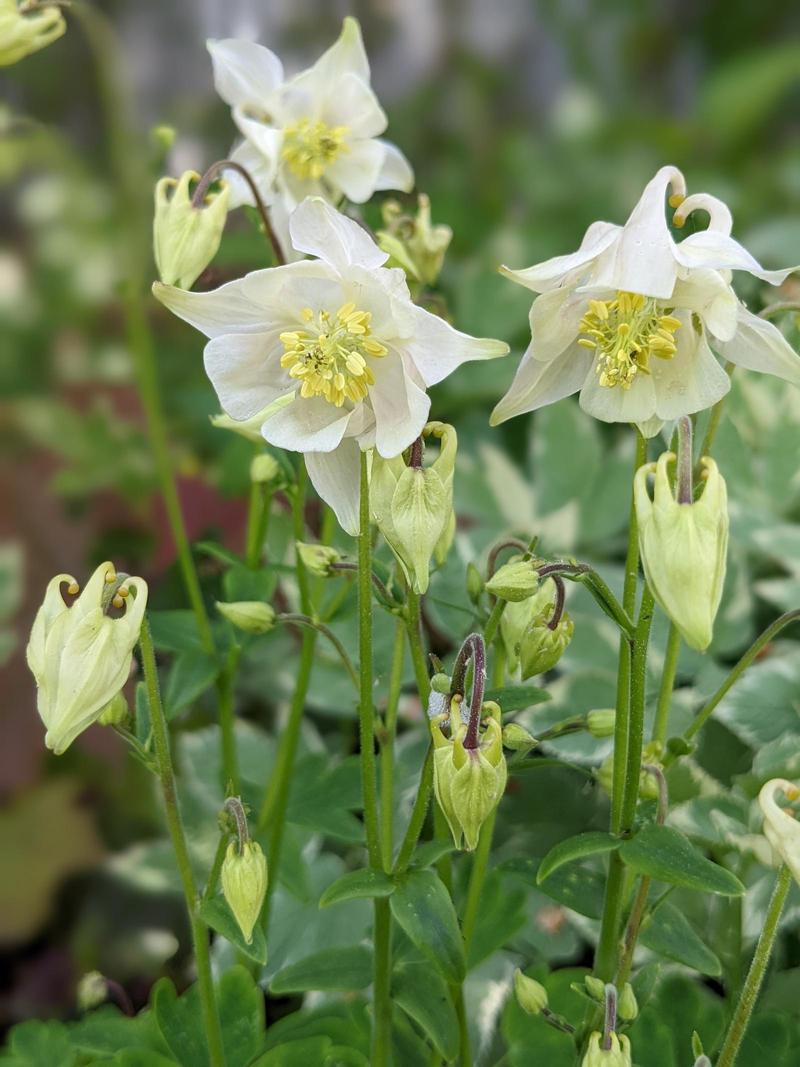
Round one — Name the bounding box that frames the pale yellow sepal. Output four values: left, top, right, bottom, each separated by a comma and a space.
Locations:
758, 778, 800, 885
216, 601, 275, 635
582, 1032, 632, 1067
154, 170, 229, 290
0, 0, 65, 67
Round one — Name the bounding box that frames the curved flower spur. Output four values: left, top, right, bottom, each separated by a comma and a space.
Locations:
491, 165, 800, 434
154, 197, 507, 534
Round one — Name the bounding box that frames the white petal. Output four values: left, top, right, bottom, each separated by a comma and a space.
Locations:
370, 351, 431, 457
261, 395, 353, 453
674, 230, 797, 286
529, 288, 586, 363
651, 317, 731, 420
308, 16, 370, 86
673, 193, 732, 236
580, 363, 657, 424
499, 220, 619, 294
232, 106, 284, 166
591, 165, 685, 299
403, 305, 508, 387
153, 277, 269, 338
373, 140, 415, 193
207, 38, 284, 108
671, 269, 739, 342
324, 140, 386, 203
322, 72, 386, 139
305, 438, 362, 536
718, 306, 800, 386
288, 197, 388, 271
204, 330, 291, 420
490, 343, 592, 425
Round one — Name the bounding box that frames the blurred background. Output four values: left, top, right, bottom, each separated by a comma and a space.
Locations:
2, 0, 800, 1048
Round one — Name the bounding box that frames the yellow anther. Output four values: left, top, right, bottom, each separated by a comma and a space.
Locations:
112, 594, 124, 609
117, 586, 130, 598
579, 291, 681, 391
282, 119, 349, 181
785, 785, 800, 802
668, 193, 685, 209
105, 571, 117, 584
67, 581, 80, 596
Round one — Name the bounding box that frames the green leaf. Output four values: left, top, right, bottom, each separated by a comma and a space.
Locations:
217, 965, 264, 1066
393, 963, 459, 1062
200, 894, 267, 965
270, 946, 373, 994
465, 871, 527, 969
484, 685, 550, 712
503, 857, 605, 920
113, 1053, 178, 1066
639, 902, 722, 976
195, 540, 243, 567
620, 825, 744, 896
9, 1021, 75, 1066
537, 832, 620, 884
251, 1037, 334, 1066
148, 610, 207, 654
223, 562, 278, 603
410, 839, 456, 870
390, 870, 465, 984
164, 650, 218, 717
67, 1006, 168, 1058
319, 869, 396, 908
152, 979, 209, 1067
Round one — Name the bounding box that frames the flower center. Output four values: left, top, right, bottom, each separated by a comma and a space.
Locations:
280, 302, 388, 407
281, 118, 349, 180
578, 292, 681, 390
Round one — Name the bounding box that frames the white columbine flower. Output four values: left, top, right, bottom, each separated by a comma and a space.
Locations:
154, 198, 507, 534
26, 563, 148, 755
492, 165, 799, 434
758, 778, 800, 884
207, 17, 414, 255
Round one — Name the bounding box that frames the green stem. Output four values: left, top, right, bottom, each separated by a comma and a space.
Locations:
716, 866, 792, 1067
617, 875, 651, 986
462, 809, 496, 955
483, 598, 506, 646
620, 585, 655, 832
454, 986, 472, 1067
593, 853, 627, 983
699, 363, 734, 461
651, 623, 680, 746
405, 589, 431, 703
218, 647, 241, 793
381, 622, 406, 869
246, 482, 272, 570
277, 614, 359, 692
373, 897, 393, 1067
202, 832, 230, 904
394, 749, 434, 874
139, 620, 225, 1066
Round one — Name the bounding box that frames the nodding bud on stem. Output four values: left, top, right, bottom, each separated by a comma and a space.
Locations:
296, 542, 343, 578
587, 709, 616, 738
221, 840, 268, 944
153, 170, 229, 290
215, 601, 276, 634
376, 193, 452, 287
485, 559, 540, 601
500, 576, 573, 676
513, 969, 549, 1015
250, 453, 281, 485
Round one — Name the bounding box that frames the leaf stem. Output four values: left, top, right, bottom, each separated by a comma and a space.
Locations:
651, 623, 681, 746
277, 613, 359, 692
381, 621, 406, 868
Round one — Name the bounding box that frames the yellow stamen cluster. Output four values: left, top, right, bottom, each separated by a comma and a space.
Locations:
578, 292, 682, 390
282, 118, 349, 180
280, 303, 387, 407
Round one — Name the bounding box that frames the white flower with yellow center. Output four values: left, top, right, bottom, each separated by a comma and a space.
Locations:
153, 198, 507, 534
207, 18, 413, 254
491, 165, 799, 434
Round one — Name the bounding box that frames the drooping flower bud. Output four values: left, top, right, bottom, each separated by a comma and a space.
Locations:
77, 971, 107, 1012
634, 451, 728, 652
430, 701, 507, 851
519, 609, 574, 680
587, 709, 616, 738
296, 542, 343, 578
376, 194, 452, 286
617, 983, 638, 1022
250, 453, 281, 485
584, 976, 606, 1001
500, 578, 562, 673
513, 969, 549, 1015
466, 562, 484, 604
370, 423, 457, 594
97, 691, 129, 728
0, 0, 65, 67
153, 170, 229, 290
582, 1032, 632, 1067
502, 722, 538, 752
758, 778, 800, 884
485, 559, 539, 602
215, 600, 275, 635
221, 840, 268, 944
26, 563, 148, 755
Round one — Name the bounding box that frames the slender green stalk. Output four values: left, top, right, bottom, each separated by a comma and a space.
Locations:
462, 809, 496, 954
594, 854, 628, 983
405, 589, 431, 702
218, 647, 241, 792
483, 598, 506, 646
381, 622, 406, 868
394, 749, 434, 874
651, 623, 681, 746
453, 987, 472, 1067
246, 482, 273, 569
620, 586, 655, 831
373, 897, 393, 1067
277, 614, 359, 692
202, 832, 230, 904
716, 866, 792, 1067
699, 362, 734, 461
139, 620, 225, 1066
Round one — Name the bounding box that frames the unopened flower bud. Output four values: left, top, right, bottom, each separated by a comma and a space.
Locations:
466, 562, 484, 604
582, 1032, 632, 1067
617, 983, 638, 1022
376, 194, 452, 286
514, 969, 549, 1015
587, 709, 616, 738
584, 975, 606, 1001
296, 542, 342, 578
0, 0, 65, 66
77, 971, 107, 1011
486, 560, 539, 602
97, 691, 129, 727
431, 672, 452, 695
221, 840, 268, 944
154, 170, 229, 290
26, 563, 148, 755
216, 600, 275, 635
635, 452, 728, 652
500, 578, 571, 675
151, 125, 176, 151
758, 778, 800, 884
519, 611, 573, 680
250, 453, 280, 485
694, 1057, 712, 1067
502, 722, 538, 752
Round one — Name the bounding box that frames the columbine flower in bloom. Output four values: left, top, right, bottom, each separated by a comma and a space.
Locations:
26, 563, 147, 755
492, 165, 799, 434
758, 778, 800, 885
154, 198, 507, 534
207, 17, 413, 253
0, 0, 65, 67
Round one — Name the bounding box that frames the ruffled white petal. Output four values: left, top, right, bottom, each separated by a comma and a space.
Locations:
325, 139, 387, 203
153, 278, 269, 338
261, 395, 353, 452
204, 330, 291, 420
305, 438, 362, 536
288, 197, 388, 271
528, 288, 586, 363
490, 343, 593, 425
580, 360, 658, 424
673, 193, 733, 236
651, 315, 731, 420
673, 230, 797, 286
232, 107, 284, 166
718, 306, 800, 386
207, 38, 284, 108
322, 71, 386, 139
499, 221, 619, 294
307, 16, 370, 87
373, 140, 415, 193
403, 305, 509, 387
671, 269, 739, 342
369, 351, 431, 457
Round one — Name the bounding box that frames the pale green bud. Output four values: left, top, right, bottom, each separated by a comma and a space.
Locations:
485, 560, 539, 602
587, 709, 616, 738
296, 542, 342, 578
221, 840, 268, 944
693, 1058, 712, 1067
518, 611, 573, 680
97, 691, 129, 728
617, 983, 638, 1022
635, 452, 728, 652
77, 971, 107, 1011
758, 779, 800, 884
250, 453, 280, 485
151, 125, 176, 151
502, 722, 538, 752
376, 194, 452, 286
26, 563, 148, 755
0, 0, 65, 67
582, 1032, 632, 1067
431, 703, 507, 851
584, 975, 606, 1001
430, 672, 452, 695
466, 562, 484, 604
215, 600, 275, 635
154, 171, 229, 290
513, 969, 548, 1015
500, 578, 562, 673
